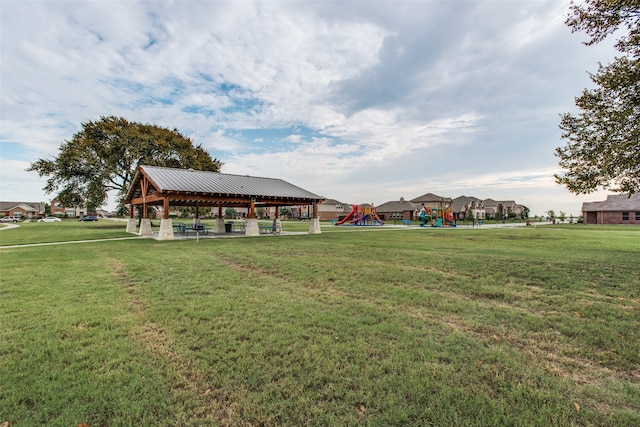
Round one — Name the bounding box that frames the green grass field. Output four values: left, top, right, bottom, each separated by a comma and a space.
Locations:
1, 221, 638, 426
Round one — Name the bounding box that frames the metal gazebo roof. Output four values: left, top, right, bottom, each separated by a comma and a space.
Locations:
124, 165, 325, 207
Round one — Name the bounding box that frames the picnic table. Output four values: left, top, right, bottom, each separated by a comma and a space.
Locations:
260, 221, 282, 235
174, 222, 208, 235
230, 222, 245, 232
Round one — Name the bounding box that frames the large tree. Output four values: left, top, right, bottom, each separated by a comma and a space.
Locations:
555, 0, 639, 195
29, 116, 223, 211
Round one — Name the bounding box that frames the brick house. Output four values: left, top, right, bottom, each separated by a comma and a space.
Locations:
582, 193, 640, 225
50, 198, 94, 218
376, 197, 418, 221
410, 193, 453, 211
316, 199, 348, 221
0, 201, 45, 219
452, 196, 485, 221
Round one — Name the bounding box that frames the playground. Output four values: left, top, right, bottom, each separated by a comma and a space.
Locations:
333, 204, 458, 227
334, 204, 384, 226
418, 206, 456, 227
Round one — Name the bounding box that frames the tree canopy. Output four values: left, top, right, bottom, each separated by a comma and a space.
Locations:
28, 116, 223, 211
555, 0, 639, 195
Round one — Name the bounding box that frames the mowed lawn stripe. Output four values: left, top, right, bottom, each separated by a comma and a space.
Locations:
1, 224, 638, 425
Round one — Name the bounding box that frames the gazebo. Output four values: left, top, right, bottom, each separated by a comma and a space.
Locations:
123, 165, 325, 239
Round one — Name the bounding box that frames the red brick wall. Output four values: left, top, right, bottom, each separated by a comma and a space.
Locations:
585, 211, 640, 225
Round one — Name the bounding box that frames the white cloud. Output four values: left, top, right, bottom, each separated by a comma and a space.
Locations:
0, 158, 49, 203
0, 0, 622, 216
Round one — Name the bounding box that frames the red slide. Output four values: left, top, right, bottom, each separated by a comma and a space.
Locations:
335, 204, 358, 225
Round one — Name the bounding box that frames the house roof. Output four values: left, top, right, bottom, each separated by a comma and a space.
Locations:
410, 193, 452, 203
124, 165, 325, 207
453, 195, 482, 204
322, 198, 347, 205
582, 193, 640, 212
0, 202, 43, 212
451, 195, 484, 212
376, 200, 417, 213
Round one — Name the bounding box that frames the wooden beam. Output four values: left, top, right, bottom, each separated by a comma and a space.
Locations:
128, 194, 165, 205
140, 176, 149, 219
163, 197, 170, 219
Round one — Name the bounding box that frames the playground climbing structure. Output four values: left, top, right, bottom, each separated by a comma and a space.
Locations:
335, 204, 384, 226
419, 207, 456, 227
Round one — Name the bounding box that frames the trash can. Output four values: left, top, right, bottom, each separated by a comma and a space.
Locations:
225, 223, 232, 233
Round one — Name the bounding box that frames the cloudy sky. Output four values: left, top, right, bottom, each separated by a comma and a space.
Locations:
1, 0, 618, 216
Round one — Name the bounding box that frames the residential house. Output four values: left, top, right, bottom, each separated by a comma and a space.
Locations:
0, 201, 45, 219
376, 197, 418, 221
50, 198, 88, 218
317, 198, 348, 221
582, 193, 640, 225
500, 200, 518, 218
483, 198, 499, 219
485, 199, 526, 219
452, 196, 485, 221
409, 193, 453, 211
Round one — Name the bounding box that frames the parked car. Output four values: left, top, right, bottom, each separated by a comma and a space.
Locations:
79, 216, 98, 222
38, 216, 61, 223
1, 216, 18, 223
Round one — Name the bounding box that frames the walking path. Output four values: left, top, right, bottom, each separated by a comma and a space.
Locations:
0, 236, 142, 249
0, 223, 20, 231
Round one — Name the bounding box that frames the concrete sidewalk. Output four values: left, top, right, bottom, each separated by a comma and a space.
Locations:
0, 236, 141, 249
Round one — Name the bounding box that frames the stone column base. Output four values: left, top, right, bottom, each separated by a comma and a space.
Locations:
126, 218, 137, 234
309, 218, 321, 234
139, 218, 153, 236
216, 218, 226, 234
245, 218, 260, 236
157, 218, 174, 240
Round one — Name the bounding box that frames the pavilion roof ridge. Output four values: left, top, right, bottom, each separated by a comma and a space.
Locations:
140, 164, 289, 183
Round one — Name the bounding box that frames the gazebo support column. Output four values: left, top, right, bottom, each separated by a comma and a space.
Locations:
156, 197, 174, 240
245, 199, 259, 236
126, 218, 137, 233
216, 203, 225, 233
245, 218, 259, 236
139, 218, 153, 236
273, 207, 281, 234
157, 218, 174, 240
216, 217, 226, 233
193, 205, 201, 226
137, 177, 152, 236
309, 218, 321, 234
126, 207, 137, 233
309, 202, 321, 234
